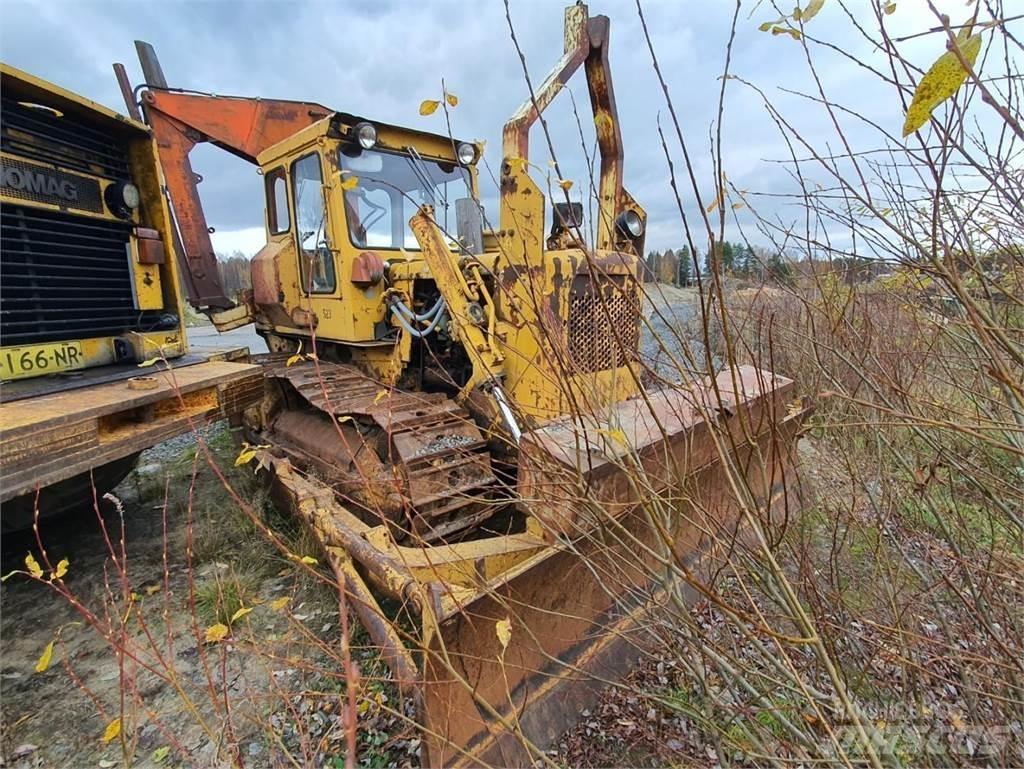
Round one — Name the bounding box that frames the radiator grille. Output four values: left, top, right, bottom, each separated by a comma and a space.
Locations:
1, 206, 172, 346
567, 276, 641, 372
1, 98, 132, 180
1, 156, 104, 214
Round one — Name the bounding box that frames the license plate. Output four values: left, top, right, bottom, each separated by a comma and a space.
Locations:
0, 341, 86, 380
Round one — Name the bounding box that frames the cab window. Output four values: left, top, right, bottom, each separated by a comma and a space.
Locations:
292, 153, 336, 294
266, 167, 290, 234
338, 147, 471, 250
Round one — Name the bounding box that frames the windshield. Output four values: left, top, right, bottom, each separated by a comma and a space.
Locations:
337, 147, 470, 250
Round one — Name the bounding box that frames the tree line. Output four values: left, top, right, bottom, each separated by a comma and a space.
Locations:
646, 242, 793, 287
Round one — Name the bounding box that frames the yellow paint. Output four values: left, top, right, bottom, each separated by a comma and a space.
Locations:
0, 331, 182, 383
0, 341, 86, 380
0, 65, 189, 383
129, 241, 164, 310
244, 104, 643, 425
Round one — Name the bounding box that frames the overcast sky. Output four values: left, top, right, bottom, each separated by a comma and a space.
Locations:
2, 0, 1011, 257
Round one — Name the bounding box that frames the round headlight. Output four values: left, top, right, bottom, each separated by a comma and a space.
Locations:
354, 122, 377, 150
122, 182, 141, 209
457, 142, 477, 165
615, 209, 644, 239
105, 180, 140, 217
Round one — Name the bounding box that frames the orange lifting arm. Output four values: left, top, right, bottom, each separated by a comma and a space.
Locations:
114, 43, 331, 309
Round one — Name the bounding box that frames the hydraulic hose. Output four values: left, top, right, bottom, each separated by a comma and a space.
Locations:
391, 296, 445, 323
390, 304, 448, 338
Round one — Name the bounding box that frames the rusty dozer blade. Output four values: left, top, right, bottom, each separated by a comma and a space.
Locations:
264, 365, 807, 767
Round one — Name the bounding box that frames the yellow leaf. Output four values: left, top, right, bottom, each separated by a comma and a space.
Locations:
419, 99, 440, 116
800, 0, 825, 22
286, 354, 303, 367
706, 190, 723, 213
270, 596, 290, 611
35, 640, 54, 673
357, 699, 371, 715
234, 448, 257, 467
230, 606, 253, 623
374, 390, 388, 404
558, 179, 574, 192
204, 623, 229, 643
153, 746, 170, 764
902, 31, 982, 137
102, 717, 121, 744
137, 358, 159, 368
25, 553, 43, 579
788, 28, 802, 40
883, 2, 896, 14
337, 415, 355, 424
300, 555, 318, 565
597, 427, 629, 449
758, 21, 773, 31
731, 202, 746, 210
145, 584, 161, 596
445, 92, 458, 107
339, 175, 359, 191
53, 558, 69, 580
594, 113, 613, 132
495, 617, 512, 650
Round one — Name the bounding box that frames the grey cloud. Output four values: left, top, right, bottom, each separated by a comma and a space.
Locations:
2, 0, 999, 254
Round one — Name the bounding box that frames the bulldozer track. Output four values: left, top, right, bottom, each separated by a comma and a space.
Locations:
259, 356, 501, 542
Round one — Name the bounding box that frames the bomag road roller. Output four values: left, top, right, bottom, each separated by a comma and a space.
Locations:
0, 64, 262, 531
117, 4, 807, 765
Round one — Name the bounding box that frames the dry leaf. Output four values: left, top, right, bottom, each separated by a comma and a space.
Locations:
101, 717, 121, 744
270, 596, 290, 611
35, 640, 54, 674
445, 92, 458, 107
230, 606, 253, 623
495, 617, 512, 650
25, 553, 43, 579
419, 99, 440, 116
204, 623, 229, 643
902, 29, 982, 136
558, 179, 574, 192
235, 447, 257, 467
800, 0, 825, 22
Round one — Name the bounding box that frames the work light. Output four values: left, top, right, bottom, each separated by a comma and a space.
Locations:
615, 209, 644, 239
457, 142, 477, 165
354, 122, 377, 150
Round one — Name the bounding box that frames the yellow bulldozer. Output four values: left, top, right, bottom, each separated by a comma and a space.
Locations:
115, 5, 806, 765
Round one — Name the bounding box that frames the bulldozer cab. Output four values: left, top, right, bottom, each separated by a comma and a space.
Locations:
250, 115, 480, 341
